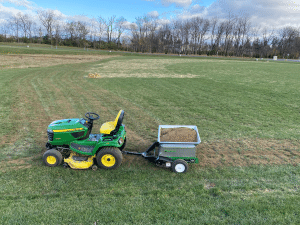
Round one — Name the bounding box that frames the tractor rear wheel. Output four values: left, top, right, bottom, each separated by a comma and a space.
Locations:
171, 159, 188, 173
96, 147, 123, 169
43, 149, 63, 167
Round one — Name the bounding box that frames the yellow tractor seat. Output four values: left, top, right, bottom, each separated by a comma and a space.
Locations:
100, 110, 124, 135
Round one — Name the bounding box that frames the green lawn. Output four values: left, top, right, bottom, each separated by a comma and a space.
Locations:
1, 164, 300, 224
0, 45, 300, 224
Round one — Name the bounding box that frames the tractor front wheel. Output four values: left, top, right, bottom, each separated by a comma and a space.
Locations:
43, 149, 63, 167
96, 147, 123, 169
171, 159, 188, 173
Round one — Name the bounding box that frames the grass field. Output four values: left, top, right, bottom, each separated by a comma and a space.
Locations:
0, 44, 300, 224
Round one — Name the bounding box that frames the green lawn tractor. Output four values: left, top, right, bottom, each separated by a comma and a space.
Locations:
43, 110, 126, 170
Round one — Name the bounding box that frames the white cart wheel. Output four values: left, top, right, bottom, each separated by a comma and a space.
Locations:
171, 159, 188, 173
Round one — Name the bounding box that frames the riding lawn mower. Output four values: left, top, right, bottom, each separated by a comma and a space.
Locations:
43, 110, 201, 173
44, 110, 126, 170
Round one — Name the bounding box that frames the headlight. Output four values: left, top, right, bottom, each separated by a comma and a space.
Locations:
118, 138, 124, 145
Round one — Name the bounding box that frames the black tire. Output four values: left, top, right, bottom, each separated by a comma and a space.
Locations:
43, 149, 63, 167
171, 159, 188, 173
119, 137, 127, 151
96, 147, 123, 169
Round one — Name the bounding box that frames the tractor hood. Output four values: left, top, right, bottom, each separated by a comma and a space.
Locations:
48, 118, 86, 131
47, 118, 90, 144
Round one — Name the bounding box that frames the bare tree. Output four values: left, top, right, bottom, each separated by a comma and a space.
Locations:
89, 18, 98, 48
146, 16, 158, 53
232, 17, 243, 56
115, 17, 127, 48
223, 13, 235, 56
97, 16, 106, 48
171, 20, 183, 53
53, 21, 63, 46
76, 21, 89, 47
210, 18, 218, 51
130, 16, 149, 52
198, 18, 210, 53
239, 17, 251, 56
0, 21, 10, 40
38, 27, 43, 44
181, 20, 191, 54
65, 21, 76, 41
107, 15, 116, 42
260, 27, 274, 57
129, 22, 139, 51
214, 21, 226, 54
190, 17, 201, 53
19, 13, 29, 38
279, 26, 299, 58
9, 14, 21, 42
37, 9, 57, 44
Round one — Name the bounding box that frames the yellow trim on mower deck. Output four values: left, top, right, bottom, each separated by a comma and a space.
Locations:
53, 128, 84, 133
64, 152, 95, 169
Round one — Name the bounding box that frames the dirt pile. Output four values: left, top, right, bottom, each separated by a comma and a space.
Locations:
88, 73, 101, 78
160, 127, 198, 142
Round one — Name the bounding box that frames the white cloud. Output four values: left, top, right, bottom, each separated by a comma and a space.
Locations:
176, 0, 300, 30
121, 21, 134, 29
0, 0, 33, 9
157, 18, 170, 25
68, 14, 92, 23
147, 10, 159, 18
161, 0, 192, 7
0, 3, 23, 15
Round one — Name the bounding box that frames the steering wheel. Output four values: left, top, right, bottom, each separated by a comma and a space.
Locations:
85, 112, 100, 121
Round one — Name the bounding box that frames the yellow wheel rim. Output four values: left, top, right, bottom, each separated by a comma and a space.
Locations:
46, 156, 57, 165
101, 154, 116, 167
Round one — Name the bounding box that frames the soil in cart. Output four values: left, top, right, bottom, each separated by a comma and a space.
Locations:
160, 127, 198, 142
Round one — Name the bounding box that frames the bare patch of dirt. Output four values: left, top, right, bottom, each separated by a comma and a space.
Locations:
88, 58, 202, 78
0, 135, 8, 145
197, 138, 300, 168
0, 54, 118, 69
87, 58, 261, 79
121, 128, 152, 167
6, 158, 28, 165
0, 157, 33, 172
160, 127, 198, 142
204, 183, 216, 189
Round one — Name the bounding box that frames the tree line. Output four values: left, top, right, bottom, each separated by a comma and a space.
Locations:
0, 9, 299, 59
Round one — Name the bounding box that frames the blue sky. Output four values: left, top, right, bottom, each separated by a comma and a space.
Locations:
0, 0, 215, 22
31, 0, 215, 21
0, 0, 300, 29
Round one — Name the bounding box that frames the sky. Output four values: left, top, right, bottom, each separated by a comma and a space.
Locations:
0, 0, 216, 23
0, 0, 300, 31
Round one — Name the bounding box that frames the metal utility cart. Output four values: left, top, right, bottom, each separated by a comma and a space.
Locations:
123, 125, 201, 173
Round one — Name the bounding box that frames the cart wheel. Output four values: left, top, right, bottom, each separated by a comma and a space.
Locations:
96, 147, 123, 170
43, 149, 63, 167
172, 159, 188, 173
